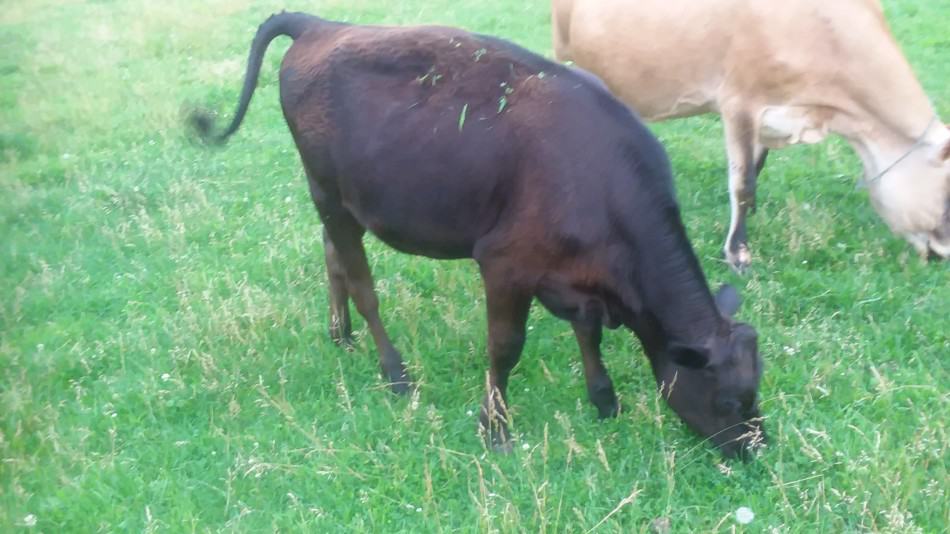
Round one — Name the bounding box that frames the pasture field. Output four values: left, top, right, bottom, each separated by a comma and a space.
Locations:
2, 0, 948, 531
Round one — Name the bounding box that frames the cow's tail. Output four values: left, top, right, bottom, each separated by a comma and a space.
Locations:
189, 11, 317, 144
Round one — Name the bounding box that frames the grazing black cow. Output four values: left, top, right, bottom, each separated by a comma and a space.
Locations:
191, 12, 766, 458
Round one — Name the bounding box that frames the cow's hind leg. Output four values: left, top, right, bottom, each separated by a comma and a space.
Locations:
723, 112, 766, 273
572, 320, 619, 419
754, 146, 769, 192
313, 186, 411, 394
323, 227, 353, 346
478, 263, 532, 452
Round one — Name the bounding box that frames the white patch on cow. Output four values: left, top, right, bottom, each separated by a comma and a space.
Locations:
930, 235, 950, 257
758, 106, 829, 148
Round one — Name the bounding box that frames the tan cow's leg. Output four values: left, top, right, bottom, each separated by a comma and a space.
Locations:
552, 0, 575, 61
722, 111, 767, 272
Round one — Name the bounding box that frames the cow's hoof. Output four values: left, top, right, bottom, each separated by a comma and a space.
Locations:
491, 440, 514, 454
589, 383, 620, 419
382, 357, 412, 395
479, 406, 512, 452
725, 244, 752, 274
596, 400, 621, 420
388, 377, 412, 395
330, 329, 354, 348
329, 317, 353, 348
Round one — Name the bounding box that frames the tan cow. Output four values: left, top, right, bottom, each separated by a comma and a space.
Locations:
553, 0, 950, 270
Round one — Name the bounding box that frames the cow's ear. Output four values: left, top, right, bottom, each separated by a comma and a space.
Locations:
714, 284, 742, 318
942, 137, 950, 161
668, 343, 709, 369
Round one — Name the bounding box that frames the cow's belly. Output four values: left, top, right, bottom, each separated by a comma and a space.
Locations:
337, 179, 494, 260
616, 83, 718, 121
567, 0, 728, 121
574, 55, 718, 121
361, 216, 476, 260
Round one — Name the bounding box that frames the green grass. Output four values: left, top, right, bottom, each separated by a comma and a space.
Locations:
2, 0, 948, 531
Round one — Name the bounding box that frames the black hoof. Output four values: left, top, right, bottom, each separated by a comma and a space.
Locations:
491, 439, 514, 454
479, 408, 512, 452
381, 357, 412, 395
329, 323, 353, 348
330, 333, 354, 348
596, 400, 621, 419
590, 384, 620, 419
388, 377, 412, 395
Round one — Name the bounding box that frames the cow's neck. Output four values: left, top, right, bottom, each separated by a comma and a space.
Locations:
834, 110, 945, 180
626, 206, 723, 346
816, 46, 946, 179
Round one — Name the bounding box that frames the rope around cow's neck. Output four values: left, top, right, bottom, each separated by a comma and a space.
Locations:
858, 116, 938, 189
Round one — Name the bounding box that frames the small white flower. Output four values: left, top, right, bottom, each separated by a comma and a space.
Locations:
23, 514, 37, 527
161, 373, 171, 382
521, 443, 530, 451
415, 507, 422, 513
466, 409, 474, 417
735, 506, 754, 524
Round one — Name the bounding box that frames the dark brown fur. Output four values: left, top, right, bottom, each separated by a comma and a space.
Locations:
192, 12, 766, 458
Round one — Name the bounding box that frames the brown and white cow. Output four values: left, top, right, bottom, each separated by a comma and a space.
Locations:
553, 0, 950, 270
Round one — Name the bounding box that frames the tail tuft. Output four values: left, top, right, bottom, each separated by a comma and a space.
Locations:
185, 12, 318, 146
186, 108, 226, 145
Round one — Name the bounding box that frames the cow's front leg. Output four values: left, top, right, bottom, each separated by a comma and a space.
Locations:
572, 319, 619, 419
477, 264, 532, 452
723, 112, 768, 273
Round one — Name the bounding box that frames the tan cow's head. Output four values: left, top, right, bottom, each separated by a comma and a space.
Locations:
928, 132, 950, 258
867, 126, 950, 260
922, 132, 950, 258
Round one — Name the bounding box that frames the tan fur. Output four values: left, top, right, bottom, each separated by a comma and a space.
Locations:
554, 0, 950, 263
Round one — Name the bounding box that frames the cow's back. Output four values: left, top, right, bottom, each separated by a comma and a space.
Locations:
278, 23, 656, 259
558, 0, 903, 121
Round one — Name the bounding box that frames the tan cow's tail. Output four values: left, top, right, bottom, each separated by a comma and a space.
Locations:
552, 0, 575, 61
189, 11, 318, 144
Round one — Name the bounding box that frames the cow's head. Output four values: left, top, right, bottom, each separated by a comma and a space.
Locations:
653, 285, 765, 459
867, 126, 950, 260
930, 133, 950, 258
